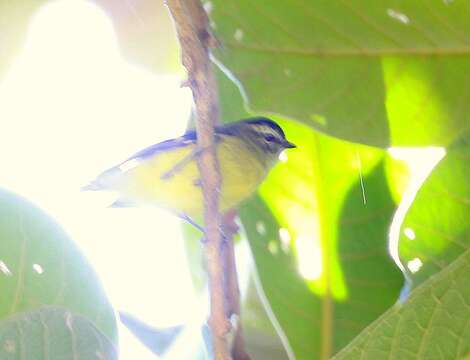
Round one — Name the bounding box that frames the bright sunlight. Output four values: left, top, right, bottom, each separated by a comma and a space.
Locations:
0, 1, 201, 358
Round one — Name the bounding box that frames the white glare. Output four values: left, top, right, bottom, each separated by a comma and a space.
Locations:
403, 227, 416, 240
256, 221, 266, 236
32, 263, 44, 274
407, 258, 423, 273
234, 29, 244, 42
278, 150, 288, 163
0, 261, 12, 276
65, 311, 73, 330
0, 1, 194, 359
268, 240, 279, 255
387, 9, 410, 24
203, 1, 213, 15
278, 227, 291, 253
296, 235, 322, 280
388, 147, 446, 275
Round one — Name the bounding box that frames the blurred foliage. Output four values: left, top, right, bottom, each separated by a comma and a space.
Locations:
93, 0, 182, 74
0, 0, 181, 83
0, 189, 116, 356
2, 1, 470, 359
0, 307, 117, 359
0, 1, 48, 79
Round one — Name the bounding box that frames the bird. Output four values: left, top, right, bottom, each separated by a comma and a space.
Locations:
83, 117, 296, 226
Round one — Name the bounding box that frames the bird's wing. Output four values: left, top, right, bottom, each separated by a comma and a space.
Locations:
82, 131, 199, 191
125, 124, 236, 163
123, 128, 225, 177
125, 129, 197, 162
83, 127, 230, 191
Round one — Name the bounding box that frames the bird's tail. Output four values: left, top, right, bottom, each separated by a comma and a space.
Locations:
80, 181, 102, 191
81, 166, 123, 192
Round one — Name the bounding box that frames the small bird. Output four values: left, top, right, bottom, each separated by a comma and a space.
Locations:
83, 117, 295, 224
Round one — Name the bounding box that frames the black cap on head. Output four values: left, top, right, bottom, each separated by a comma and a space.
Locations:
242, 117, 286, 136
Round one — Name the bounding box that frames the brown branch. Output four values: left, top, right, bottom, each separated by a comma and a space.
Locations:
166, 0, 230, 359
222, 210, 251, 360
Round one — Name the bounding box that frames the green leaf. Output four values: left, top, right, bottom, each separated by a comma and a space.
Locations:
209, 0, 470, 147
333, 249, 470, 360
0, 306, 117, 359
399, 138, 470, 287
239, 121, 403, 359
0, 189, 117, 342
215, 64, 250, 123
242, 277, 292, 359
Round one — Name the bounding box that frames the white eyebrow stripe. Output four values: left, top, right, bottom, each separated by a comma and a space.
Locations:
254, 125, 282, 135
258, 129, 284, 140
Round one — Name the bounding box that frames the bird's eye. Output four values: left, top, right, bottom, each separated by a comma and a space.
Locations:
264, 134, 276, 142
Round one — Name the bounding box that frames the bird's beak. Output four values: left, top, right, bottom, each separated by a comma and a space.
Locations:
283, 140, 296, 148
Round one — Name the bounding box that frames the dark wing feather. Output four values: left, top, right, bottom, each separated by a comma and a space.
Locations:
124, 125, 231, 163
125, 129, 197, 162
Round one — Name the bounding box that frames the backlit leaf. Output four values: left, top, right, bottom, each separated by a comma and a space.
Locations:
209, 1, 470, 147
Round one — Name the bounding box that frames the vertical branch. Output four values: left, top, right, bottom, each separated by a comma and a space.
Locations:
166, 0, 230, 359
222, 211, 251, 360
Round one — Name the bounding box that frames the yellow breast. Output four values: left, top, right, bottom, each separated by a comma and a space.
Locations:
122, 136, 268, 218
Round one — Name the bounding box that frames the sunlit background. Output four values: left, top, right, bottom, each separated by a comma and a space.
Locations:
0, 0, 449, 358
0, 0, 206, 358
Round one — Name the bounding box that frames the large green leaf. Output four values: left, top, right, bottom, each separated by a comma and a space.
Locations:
0, 189, 116, 342
239, 121, 403, 359
399, 137, 470, 287
239, 268, 295, 360
333, 249, 470, 360
209, 0, 470, 147
0, 306, 117, 359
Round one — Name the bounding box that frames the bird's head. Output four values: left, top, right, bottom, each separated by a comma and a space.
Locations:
231, 117, 296, 157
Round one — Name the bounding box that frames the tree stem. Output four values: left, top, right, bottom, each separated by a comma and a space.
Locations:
223, 210, 251, 360
166, 1, 230, 358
